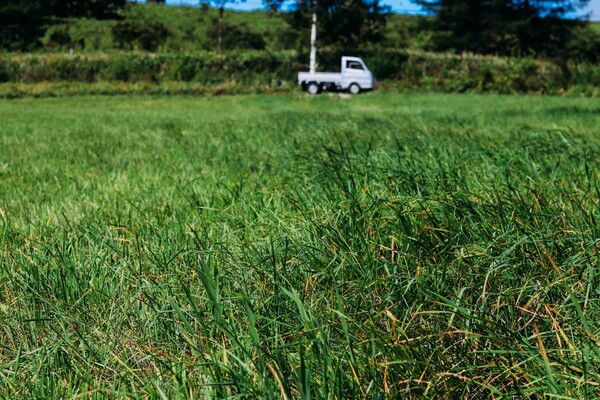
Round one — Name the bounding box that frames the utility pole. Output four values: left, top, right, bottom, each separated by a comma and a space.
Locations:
218, 3, 224, 56
309, 1, 317, 73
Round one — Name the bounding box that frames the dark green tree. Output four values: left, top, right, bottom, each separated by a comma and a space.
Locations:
40, 0, 127, 19
0, 0, 126, 50
0, 0, 44, 50
281, 0, 389, 50
414, 0, 595, 58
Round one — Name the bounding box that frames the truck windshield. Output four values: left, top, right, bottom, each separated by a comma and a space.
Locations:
346, 61, 364, 71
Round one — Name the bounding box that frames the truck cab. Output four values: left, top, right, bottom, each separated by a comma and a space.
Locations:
341, 57, 373, 94
297, 56, 374, 95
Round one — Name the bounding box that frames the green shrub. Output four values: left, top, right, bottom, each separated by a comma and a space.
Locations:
46, 26, 73, 48
206, 21, 266, 51
112, 20, 170, 51
366, 50, 410, 79
564, 26, 600, 63
0, 60, 16, 83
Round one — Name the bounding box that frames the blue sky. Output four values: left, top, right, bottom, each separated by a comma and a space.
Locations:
138, 0, 600, 21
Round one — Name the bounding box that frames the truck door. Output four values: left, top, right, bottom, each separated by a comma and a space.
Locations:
345, 60, 366, 78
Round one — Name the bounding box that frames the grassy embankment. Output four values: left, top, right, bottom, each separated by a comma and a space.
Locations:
37, 4, 600, 55
0, 93, 599, 398
46, 5, 289, 53
38, 5, 420, 53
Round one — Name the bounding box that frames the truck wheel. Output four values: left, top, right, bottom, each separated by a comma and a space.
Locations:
307, 82, 320, 95
349, 83, 360, 95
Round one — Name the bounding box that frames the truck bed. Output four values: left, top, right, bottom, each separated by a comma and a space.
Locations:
298, 72, 342, 84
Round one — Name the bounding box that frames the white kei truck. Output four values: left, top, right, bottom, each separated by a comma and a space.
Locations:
298, 56, 374, 95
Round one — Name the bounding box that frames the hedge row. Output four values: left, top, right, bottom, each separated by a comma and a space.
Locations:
0, 50, 599, 95
0, 52, 297, 86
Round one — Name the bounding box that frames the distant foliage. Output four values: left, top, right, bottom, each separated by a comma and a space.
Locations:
2, 1, 599, 64
415, 0, 600, 60
563, 26, 600, 63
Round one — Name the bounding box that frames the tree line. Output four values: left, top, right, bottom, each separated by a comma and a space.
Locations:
0, 0, 126, 50
0, 0, 598, 61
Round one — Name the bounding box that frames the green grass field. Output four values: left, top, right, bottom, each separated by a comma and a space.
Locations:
1, 93, 599, 398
